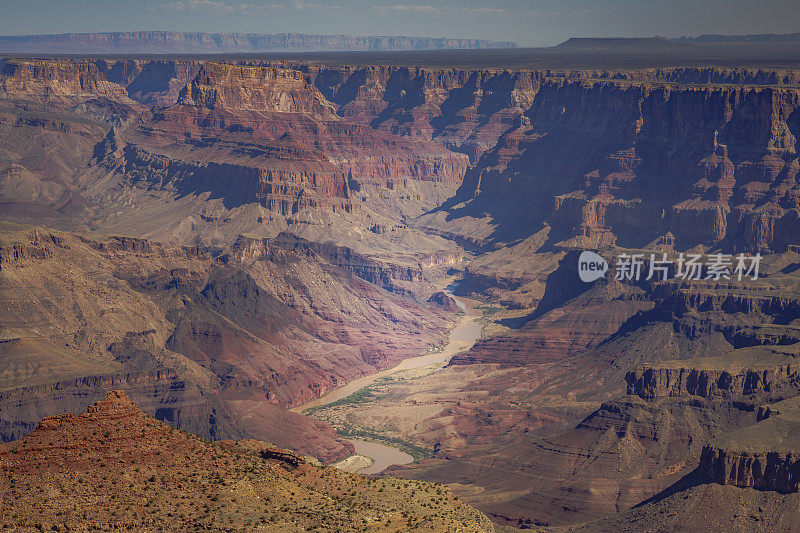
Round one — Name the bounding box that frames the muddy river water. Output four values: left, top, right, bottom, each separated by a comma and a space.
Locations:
293, 291, 482, 474
293, 290, 483, 474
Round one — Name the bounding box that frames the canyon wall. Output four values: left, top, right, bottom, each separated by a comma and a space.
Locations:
0, 59, 127, 99
100, 63, 468, 213
269, 232, 461, 295
0, 224, 454, 460
700, 439, 800, 492
257, 62, 800, 253
626, 364, 800, 399
449, 78, 800, 252
5, 56, 800, 253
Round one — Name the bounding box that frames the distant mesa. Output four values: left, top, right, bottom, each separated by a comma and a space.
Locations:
558, 34, 800, 49
555, 37, 689, 49
0, 31, 517, 54
678, 32, 800, 43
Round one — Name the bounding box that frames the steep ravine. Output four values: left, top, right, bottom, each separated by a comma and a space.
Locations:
297, 289, 484, 474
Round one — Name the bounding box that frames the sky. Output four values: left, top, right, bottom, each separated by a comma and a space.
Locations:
1, 0, 799, 47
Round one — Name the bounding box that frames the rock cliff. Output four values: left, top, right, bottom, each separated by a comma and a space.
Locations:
6, 57, 800, 253
253, 62, 800, 252
179, 63, 338, 117
94, 58, 201, 106
100, 63, 468, 215
699, 405, 800, 493
626, 363, 800, 399
0, 59, 129, 101
438, 77, 800, 252
700, 439, 800, 492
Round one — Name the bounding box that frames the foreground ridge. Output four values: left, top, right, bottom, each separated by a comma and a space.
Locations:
0, 390, 494, 532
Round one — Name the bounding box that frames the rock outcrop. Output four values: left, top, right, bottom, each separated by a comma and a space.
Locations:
0, 59, 129, 101
626, 363, 800, 399
451, 278, 652, 366
427, 291, 461, 312
179, 63, 338, 117
700, 441, 800, 492
700, 408, 800, 492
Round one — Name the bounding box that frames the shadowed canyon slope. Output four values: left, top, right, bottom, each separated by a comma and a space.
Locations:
0, 221, 455, 461
3, 47, 800, 531
6, 56, 800, 255
328, 251, 800, 529
7, 56, 800, 256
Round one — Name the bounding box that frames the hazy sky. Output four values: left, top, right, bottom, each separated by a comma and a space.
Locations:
1, 0, 799, 47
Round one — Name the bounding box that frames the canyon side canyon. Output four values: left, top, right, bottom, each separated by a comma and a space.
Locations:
3, 43, 800, 531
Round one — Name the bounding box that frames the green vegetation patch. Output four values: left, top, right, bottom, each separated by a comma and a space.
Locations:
476, 304, 503, 317
302, 386, 387, 416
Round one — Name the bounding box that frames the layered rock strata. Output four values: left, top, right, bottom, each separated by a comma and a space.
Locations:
0, 224, 454, 460
5, 57, 800, 252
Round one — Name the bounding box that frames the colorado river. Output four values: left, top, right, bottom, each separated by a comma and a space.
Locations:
293, 289, 484, 474
347, 438, 415, 475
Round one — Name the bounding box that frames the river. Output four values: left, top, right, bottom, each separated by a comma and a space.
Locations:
293, 289, 483, 474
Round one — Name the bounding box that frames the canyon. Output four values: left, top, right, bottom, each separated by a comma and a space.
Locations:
2, 42, 800, 531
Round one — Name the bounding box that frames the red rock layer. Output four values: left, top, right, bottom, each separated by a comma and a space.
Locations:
285, 64, 539, 162
106, 63, 468, 215
179, 62, 338, 117
0, 59, 128, 101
